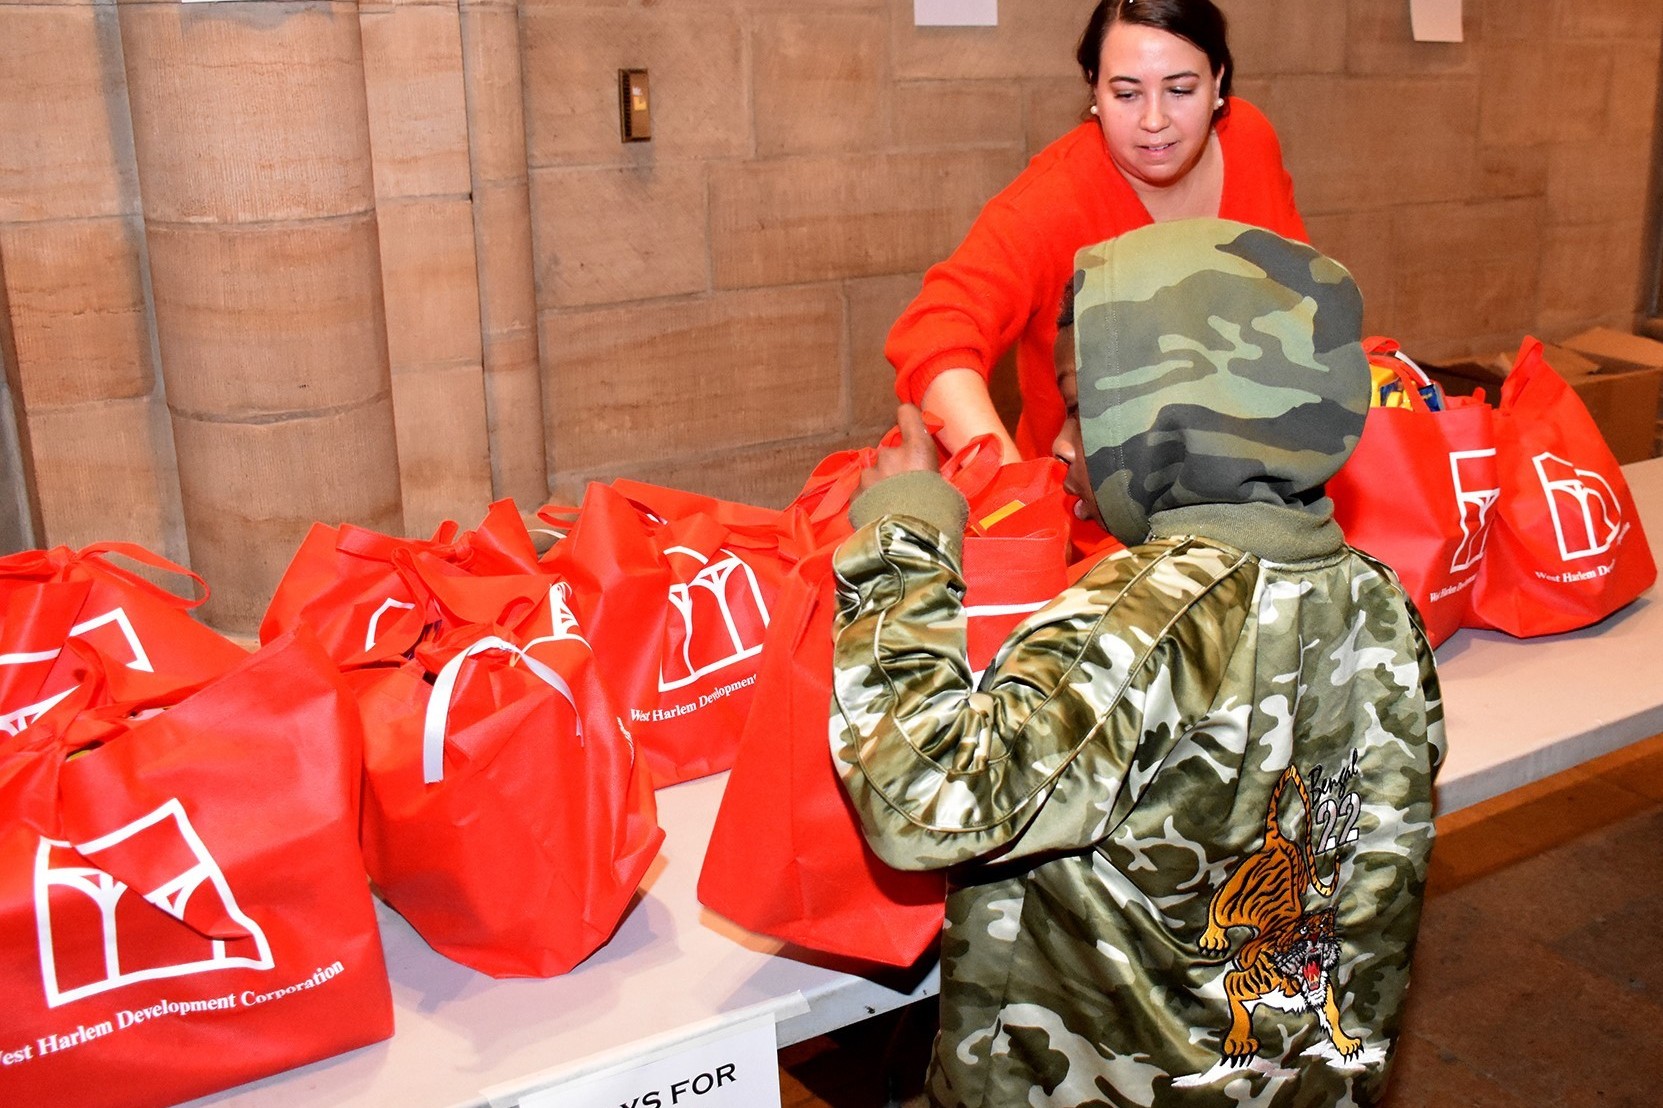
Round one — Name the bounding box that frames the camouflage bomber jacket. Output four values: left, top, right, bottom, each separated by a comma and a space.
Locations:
830, 488, 1445, 1108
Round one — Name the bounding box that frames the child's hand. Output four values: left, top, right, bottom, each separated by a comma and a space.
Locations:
863, 404, 938, 489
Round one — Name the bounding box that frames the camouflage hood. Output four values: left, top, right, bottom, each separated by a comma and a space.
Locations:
1070, 220, 1369, 554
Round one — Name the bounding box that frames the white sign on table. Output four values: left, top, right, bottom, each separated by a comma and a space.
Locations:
511, 1009, 787, 1108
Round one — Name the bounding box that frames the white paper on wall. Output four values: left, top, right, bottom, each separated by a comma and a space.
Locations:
1410, 0, 1464, 43
914, 0, 998, 28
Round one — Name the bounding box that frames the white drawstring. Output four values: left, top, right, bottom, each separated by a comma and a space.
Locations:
423, 635, 580, 784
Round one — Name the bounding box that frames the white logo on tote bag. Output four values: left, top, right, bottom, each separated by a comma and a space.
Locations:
522, 583, 591, 653
36, 799, 273, 1007
1449, 449, 1499, 573
362, 598, 417, 652
0, 607, 154, 737
1533, 452, 1622, 560
658, 548, 771, 693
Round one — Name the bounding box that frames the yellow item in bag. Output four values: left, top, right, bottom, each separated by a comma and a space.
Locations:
1371, 360, 1416, 409
978, 499, 1026, 530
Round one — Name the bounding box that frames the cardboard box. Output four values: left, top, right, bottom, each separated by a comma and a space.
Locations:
1420, 340, 1662, 465
1555, 329, 1663, 464
1560, 327, 1663, 374
1560, 365, 1662, 464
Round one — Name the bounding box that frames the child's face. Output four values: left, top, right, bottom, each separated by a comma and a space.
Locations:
1052, 328, 1107, 527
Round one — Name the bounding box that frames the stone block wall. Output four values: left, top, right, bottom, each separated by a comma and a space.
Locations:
1244, 0, 1662, 359
524, 0, 1084, 507
1, 0, 1659, 631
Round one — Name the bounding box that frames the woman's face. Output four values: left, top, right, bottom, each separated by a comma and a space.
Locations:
1092, 21, 1222, 191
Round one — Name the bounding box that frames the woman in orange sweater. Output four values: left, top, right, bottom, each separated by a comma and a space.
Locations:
888, 0, 1307, 463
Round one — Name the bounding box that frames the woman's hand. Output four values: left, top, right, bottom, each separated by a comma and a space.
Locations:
863, 404, 939, 489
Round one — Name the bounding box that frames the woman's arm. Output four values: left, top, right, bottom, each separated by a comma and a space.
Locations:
886, 164, 1066, 461
919, 369, 1021, 463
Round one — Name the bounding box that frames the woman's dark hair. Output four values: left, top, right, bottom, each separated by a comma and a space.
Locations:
1076, 0, 1233, 121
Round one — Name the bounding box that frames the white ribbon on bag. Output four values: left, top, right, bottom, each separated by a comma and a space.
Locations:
423, 635, 581, 784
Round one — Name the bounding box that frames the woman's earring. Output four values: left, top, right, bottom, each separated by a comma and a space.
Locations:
1214, 97, 1224, 109
1090, 103, 1099, 116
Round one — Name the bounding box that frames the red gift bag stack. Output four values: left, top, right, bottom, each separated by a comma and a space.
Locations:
1330, 336, 1654, 645
0, 631, 392, 1108
262, 503, 664, 979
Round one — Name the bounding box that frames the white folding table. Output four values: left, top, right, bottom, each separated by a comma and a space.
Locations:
185, 457, 1663, 1108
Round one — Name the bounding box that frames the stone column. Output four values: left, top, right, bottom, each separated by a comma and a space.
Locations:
0, 0, 183, 559
117, 0, 402, 630
0, 258, 39, 552
360, 0, 493, 536
459, 0, 547, 508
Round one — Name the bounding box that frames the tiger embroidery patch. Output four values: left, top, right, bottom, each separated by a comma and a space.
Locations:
1198, 766, 1361, 1063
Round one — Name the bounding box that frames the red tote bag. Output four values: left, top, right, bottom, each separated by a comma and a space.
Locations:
786, 428, 1116, 565
544, 482, 789, 786
778, 416, 969, 558
1328, 338, 1499, 646
0, 543, 247, 736
1468, 338, 1656, 636
260, 499, 542, 667
0, 632, 392, 1108
698, 502, 1071, 967
352, 615, 662, 978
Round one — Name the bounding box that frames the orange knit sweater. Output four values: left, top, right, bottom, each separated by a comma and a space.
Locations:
887, 99, 1308, 460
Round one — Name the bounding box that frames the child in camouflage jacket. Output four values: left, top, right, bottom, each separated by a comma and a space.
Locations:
831, 219, 1444, 1107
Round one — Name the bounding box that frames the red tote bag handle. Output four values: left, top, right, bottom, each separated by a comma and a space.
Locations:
937, 435, 1008, 502
0, 542, 211, 609
73, 542, 212, 610
793, 411, 952, 527
335, 519, 461, 562
794, 453, 871, 526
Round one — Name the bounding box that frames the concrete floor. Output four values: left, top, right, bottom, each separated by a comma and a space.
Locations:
778, 733, 1663, 1107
